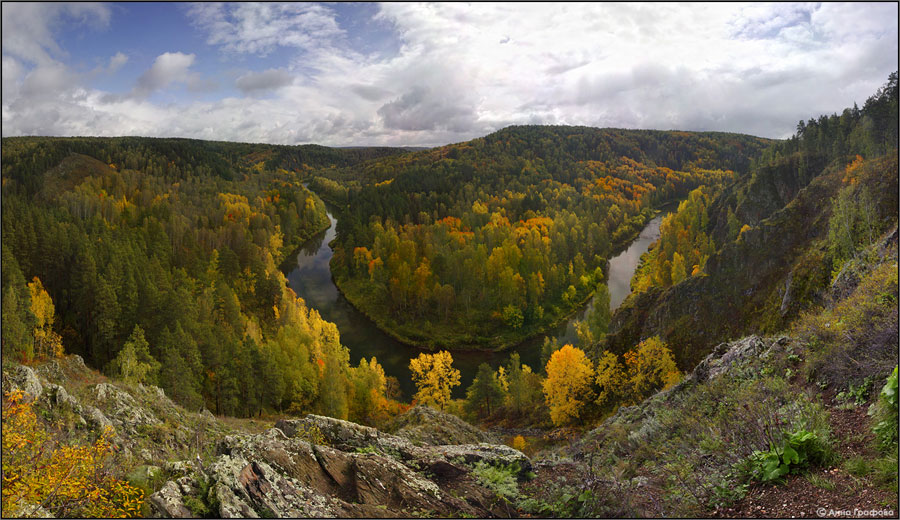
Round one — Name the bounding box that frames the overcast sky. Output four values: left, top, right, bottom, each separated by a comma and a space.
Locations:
2, 2, 897, 147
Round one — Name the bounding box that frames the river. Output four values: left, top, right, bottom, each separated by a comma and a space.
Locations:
286, 204, 672, 398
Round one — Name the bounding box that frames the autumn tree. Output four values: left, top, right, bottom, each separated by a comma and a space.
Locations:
2, 390, 144, 517
594, 351, 627, 409
624, 336, 681, 402
409, 350, 461, 411
348, 357, 388, 425
27, 277, 63, 359
542, 344, 595, 426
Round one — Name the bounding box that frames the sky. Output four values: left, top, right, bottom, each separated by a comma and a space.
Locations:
1, 2, 897, 147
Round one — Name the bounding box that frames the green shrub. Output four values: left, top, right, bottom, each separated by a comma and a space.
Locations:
836, 376, 874, 407
745, 430, 829, 483
471, 461, 519, 500
872, 366, 898, 451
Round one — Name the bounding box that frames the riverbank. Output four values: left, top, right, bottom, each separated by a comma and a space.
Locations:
327, 205, 671, 353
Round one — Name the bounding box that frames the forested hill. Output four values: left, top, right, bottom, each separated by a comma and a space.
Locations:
321, 127, 773, 350
1, 137, 413, 421
605, 72, 899, 369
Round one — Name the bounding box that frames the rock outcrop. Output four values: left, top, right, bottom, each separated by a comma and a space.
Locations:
387, 404, 500, 445
150, 413, 532, 518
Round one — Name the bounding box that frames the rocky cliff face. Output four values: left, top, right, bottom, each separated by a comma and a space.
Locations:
1, 357, 532, 519
149, 414, 531, 518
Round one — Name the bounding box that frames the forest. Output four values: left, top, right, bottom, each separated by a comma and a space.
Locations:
1, 137, 409, 423
325, 127, 772, 349
1, 73, 896, 434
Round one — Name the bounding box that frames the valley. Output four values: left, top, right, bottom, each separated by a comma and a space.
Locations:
2, 72, 897, 519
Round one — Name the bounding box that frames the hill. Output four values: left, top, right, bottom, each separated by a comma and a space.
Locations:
320, 127, 772, 349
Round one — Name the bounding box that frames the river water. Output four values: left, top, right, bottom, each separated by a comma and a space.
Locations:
286, 205, 671, 398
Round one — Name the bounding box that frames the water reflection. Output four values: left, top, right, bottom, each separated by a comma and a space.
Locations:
286, 204, 671, 399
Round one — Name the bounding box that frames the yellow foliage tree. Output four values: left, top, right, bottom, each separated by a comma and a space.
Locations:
27, 277, 64, 359
623, 336, 681, 402
542, 345, 595, 426
409, 351, 461, 411
594, 351, 627, 409
511, 435, 527, 452
2, 391, 143, 518
349, 357, 389, 425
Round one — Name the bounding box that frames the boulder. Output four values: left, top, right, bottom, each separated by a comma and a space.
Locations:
5, 365, 44, 402
148, 480, 194, 518
91, 382, 160, 433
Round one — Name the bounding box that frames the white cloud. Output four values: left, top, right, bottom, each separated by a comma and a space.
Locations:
1, 2, 111, 65
133, 52, 196, 98
2, 3, 897, 146
186, 2, 343, 56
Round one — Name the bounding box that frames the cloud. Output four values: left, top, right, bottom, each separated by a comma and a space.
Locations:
235, 68, 293, 94
1, 2, 111, 65
108, 52, 128, 73
186, 2, 343, 56
377, 86, 477, 132
132, 52, 196, 98
1, 3, 897, 146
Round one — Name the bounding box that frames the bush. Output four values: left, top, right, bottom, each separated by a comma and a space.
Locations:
872, 366, 899, 451
744, 430, 830, 483
471, 461, 519, 500
1, 390, 144, 518
797, 261, 898, 388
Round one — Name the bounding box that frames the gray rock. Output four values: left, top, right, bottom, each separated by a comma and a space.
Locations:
35, 360, 64, 383
165, 460, 195, 476
6, 365, 44, 401
148, 480, 195, 518
6, 501, 55, 518
155, 414, 532, 519
83, 405, 114, 431
91, 382, 160, 432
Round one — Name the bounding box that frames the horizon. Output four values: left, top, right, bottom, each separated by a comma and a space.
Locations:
0, 123, 784, 150
2, 2, 897, 147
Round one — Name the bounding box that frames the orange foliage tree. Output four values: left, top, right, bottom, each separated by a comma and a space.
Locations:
1, 390, 144, 518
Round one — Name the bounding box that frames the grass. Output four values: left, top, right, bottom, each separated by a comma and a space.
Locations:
843, 452, 899, 493
804, 472, 836, 491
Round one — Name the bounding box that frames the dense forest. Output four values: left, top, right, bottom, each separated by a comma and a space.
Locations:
605, 72, 899, 368
324, 128, 772, 349
2, 74, 896, 434
1, 138, 410, 422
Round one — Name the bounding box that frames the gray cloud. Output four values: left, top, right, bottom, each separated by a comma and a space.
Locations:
108, 52, 128, 73
235, 68, 293, 94
377, 86, 478, 133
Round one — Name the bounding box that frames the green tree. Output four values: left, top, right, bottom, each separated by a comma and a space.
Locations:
465, 363, 505, 418
2, 288, 33, 362
107, 325, 160, 386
